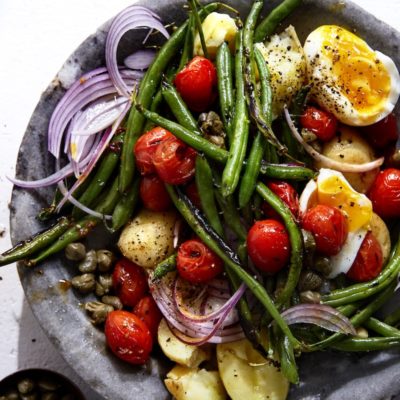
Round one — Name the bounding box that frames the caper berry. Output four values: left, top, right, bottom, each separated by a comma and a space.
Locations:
65, 243, 86, 261
96, 250, 114, 272
85, 301, 114, 325
71, 273, 96, 294
102, 295, 123, 310
18, 378, 35, 394
98, 274, 113, 293
312, 256, 332, 277
78, 250, 97, 273
298, 270, 323, 292
299, 290, 321, 304
37, 379, 60, 392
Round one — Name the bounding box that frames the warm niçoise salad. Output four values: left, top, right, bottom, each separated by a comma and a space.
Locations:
2, 0, 400, 398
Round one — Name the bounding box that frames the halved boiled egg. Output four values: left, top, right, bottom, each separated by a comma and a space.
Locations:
300, 168, 373, 277
304, 25, 400, 126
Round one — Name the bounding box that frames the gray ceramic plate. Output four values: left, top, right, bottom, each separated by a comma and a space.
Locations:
10, 1, 400, 399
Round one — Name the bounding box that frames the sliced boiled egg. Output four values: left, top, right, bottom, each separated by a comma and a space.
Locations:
300, 168, 373, 277
256, 25, 307, 119
304, 25, 400, 126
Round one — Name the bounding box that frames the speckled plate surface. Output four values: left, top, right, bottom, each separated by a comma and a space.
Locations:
10, 1, 400, 399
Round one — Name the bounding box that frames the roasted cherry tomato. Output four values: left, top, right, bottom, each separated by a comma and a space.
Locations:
262, 180, 300, 220
112, 258, 148, 307
176, 238, 224, 283
300, 105, 338, 142
361, 113, 398, 150
133, 295, 162, 338
346, 232, 383, 282
174, 56, 217, 112
247, 219, 290, 274
301, 205, 348, 256
153, 136, 197, 185
184, 181, 202, 209
140, 175, 172, 212
105, 310, 153, 365
368, 168, 400, 219
134, 127, 174, 175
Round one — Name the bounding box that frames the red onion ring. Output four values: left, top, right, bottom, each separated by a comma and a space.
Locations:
124, 49, 157, 70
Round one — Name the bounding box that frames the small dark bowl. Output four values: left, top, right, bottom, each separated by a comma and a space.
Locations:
0, 369, 85, 399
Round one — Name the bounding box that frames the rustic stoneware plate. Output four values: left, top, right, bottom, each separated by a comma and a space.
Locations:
10, 0, 400, 399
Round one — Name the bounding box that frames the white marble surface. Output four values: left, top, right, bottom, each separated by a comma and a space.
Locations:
0, 0, 399, 396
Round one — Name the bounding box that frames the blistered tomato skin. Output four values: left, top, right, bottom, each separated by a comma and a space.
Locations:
347, 232, 383, 282
361, 113, 399, 150
153, 136, 197, 185
140, 175, 172, 212
133, 296, 162, 338
134, 127, 174, 175
177, 238, 224, 283
262, 180, 300, 220
300, 106, 338, 142
105, 310, 153, 365
112, 258, 148, 308
368, 168, 400, 219
174, 56, 217, 112
301, 205, 348, 256
247, 220, 291, 274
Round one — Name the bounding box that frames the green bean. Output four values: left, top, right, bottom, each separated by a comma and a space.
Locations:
178, 13, 195, 71
110, 176, 140, 232
322, 236, 400, 306
119, 3, 219, 192
254, 0, 302, 42
259, 162, 315, 180
0, 217, 71, 266
277, 329, 299, 384
72, 134, 122, 219
254, 46, 272, 125
332, 337, 400, 352
253, 192, 263, 220
195, 156, 224, 237
136, 104, 227, 162
365, 318, 400, 338
189, 0, 209, 58
384, 308, 400, 326
308, 281, 396, 351
26, 179, 121, 267
162, 80, 198, 131
221, 30, 250, 197
216, 42, 234, 141
165, 184, 302, 351
153, 253, 177, 280
143, 90, 163, 132
256, 182, 303, 308
37, 188, 63, 221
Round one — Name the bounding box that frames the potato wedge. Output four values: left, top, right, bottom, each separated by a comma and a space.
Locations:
369, 212, 391, 264
158, 319, 211, 368
217, 339, 289, 400
165, 365, 227, 400
118, 209, 179, 269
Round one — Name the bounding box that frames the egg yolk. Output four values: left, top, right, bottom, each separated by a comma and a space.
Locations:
320, 26, 391, 115
317, 174, 372, 232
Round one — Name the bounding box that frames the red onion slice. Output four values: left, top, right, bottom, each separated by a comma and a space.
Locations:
283, 107, 384, 173
124, 49, 157, 70
281, 304, 356, 335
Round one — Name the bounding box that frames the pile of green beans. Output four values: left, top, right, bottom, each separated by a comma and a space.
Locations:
3, 0, 400, 387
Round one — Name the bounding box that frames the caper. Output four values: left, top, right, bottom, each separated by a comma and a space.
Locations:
96, 250, 115, 272
312, 256, 332, 277
18, 378, 35, 394
299, 290, 321, 304
71, 273, 96, 294
301, 128, 318, 143
356, 327, 369, 339
208, 135, 225, 148
98, 274, 113, 293
302, 229, 316, 254
37, 379, 60, 392
0, 396, 7, 400
40, 392, 60, 400
95, 281, 106, 297
65, 243, 86, 261
4, 391, 19, 400
78, 250, 97, 273
102, 295, 123, 310
20, 393, 38, 400
298, 270, 323, 292
85, 301, 114, 325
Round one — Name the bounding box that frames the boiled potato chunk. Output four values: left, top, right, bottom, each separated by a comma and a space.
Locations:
165, 365, 227, 400
369, 212, 391, 264
158, 319, 211, 368
194, 12, 238, 59
256, 26, 306, 119
217, 339, 289, 400
315, 126, 379, 193
118, 209, 178, 269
